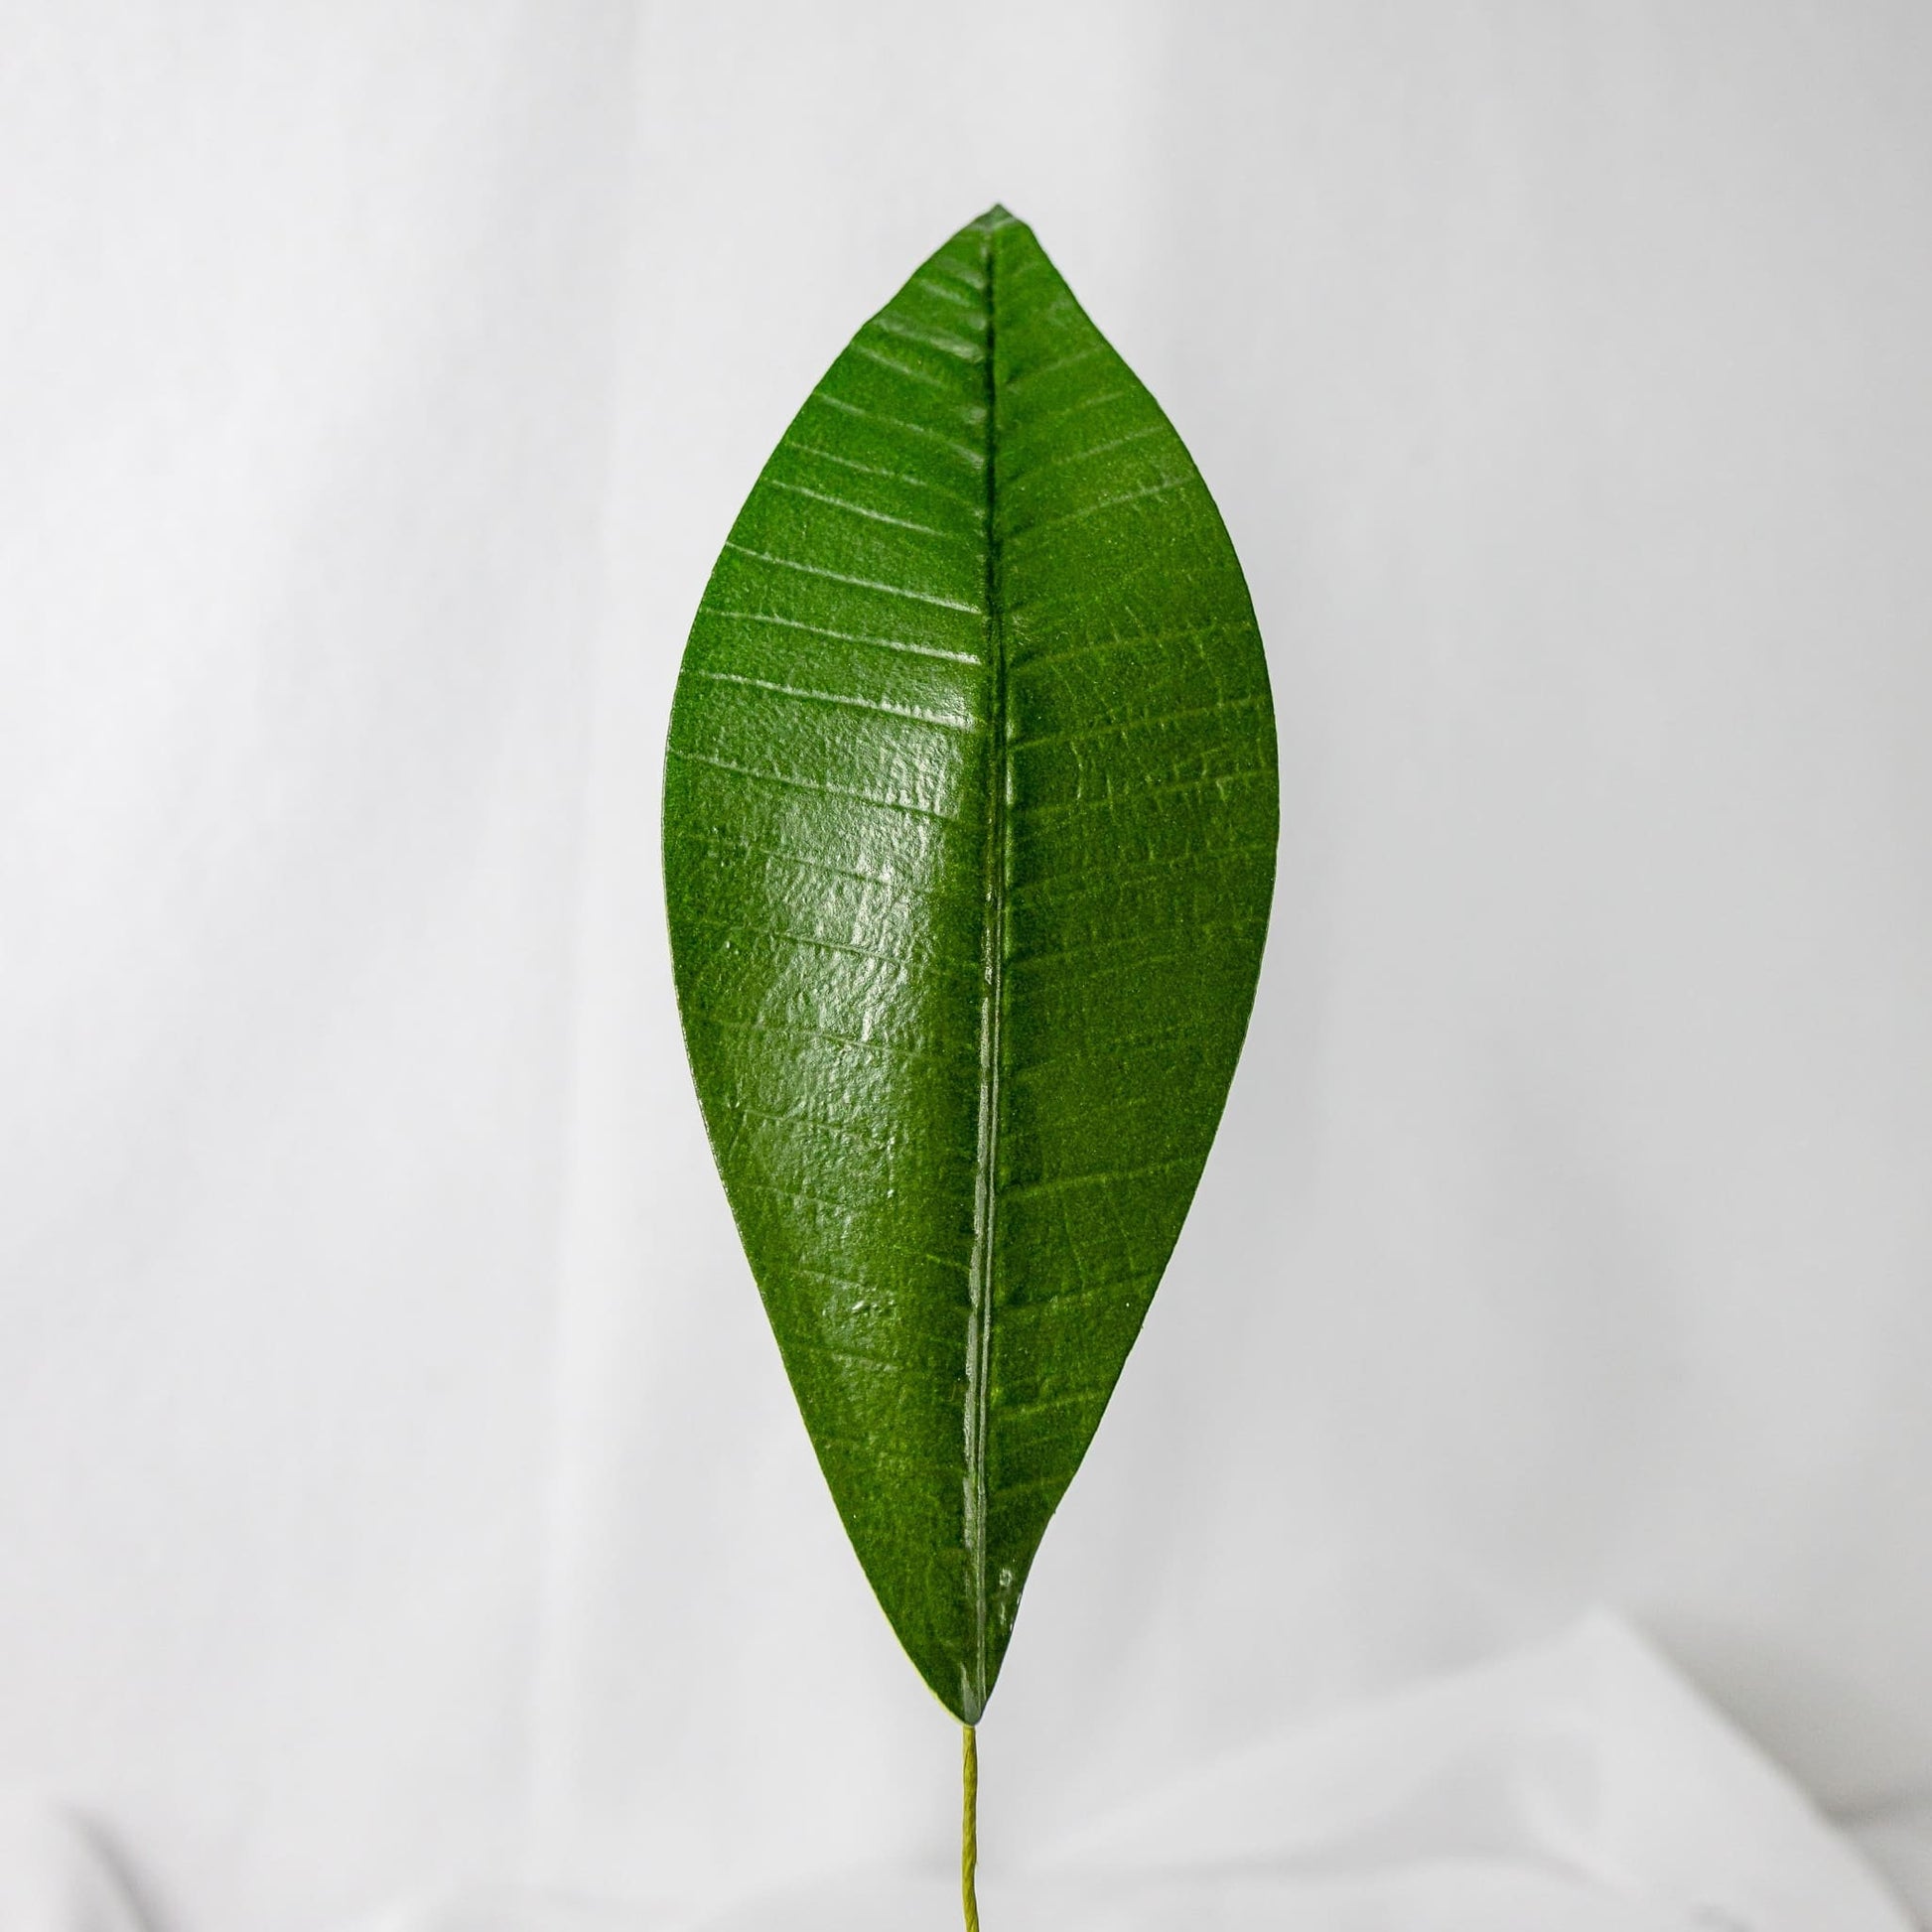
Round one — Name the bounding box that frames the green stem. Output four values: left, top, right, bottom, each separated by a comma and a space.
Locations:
962, 1723, 980, 1932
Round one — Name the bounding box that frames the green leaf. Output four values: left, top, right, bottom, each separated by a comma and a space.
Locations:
664, 206, 1277, 1723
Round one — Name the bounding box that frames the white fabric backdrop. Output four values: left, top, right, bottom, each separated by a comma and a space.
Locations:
3, 5, 1931, 1930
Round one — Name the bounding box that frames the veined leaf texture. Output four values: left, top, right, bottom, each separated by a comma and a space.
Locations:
664, 207, 1278, 1723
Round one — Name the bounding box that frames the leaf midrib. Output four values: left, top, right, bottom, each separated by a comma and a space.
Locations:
962, 217, 1007, 1725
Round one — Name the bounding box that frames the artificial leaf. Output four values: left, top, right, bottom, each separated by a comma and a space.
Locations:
664, 207, 1277, 1723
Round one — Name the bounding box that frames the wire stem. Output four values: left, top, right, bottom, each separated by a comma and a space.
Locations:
962, 1723, 980, 1931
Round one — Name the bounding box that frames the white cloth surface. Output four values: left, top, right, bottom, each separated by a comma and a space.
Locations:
0, 1798, 148, 1932
5, 5, 1932, 1931
8, 1618, 1924, 1931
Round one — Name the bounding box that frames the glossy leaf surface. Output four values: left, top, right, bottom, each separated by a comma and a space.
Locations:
664, 207, 1277, 1722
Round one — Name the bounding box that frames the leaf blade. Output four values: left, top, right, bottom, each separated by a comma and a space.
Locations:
665, 207, 1277, 1721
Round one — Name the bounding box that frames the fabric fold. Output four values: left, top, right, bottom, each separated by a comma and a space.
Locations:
0, 1795, 150, 1932
62, 1612, 1893, 1932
